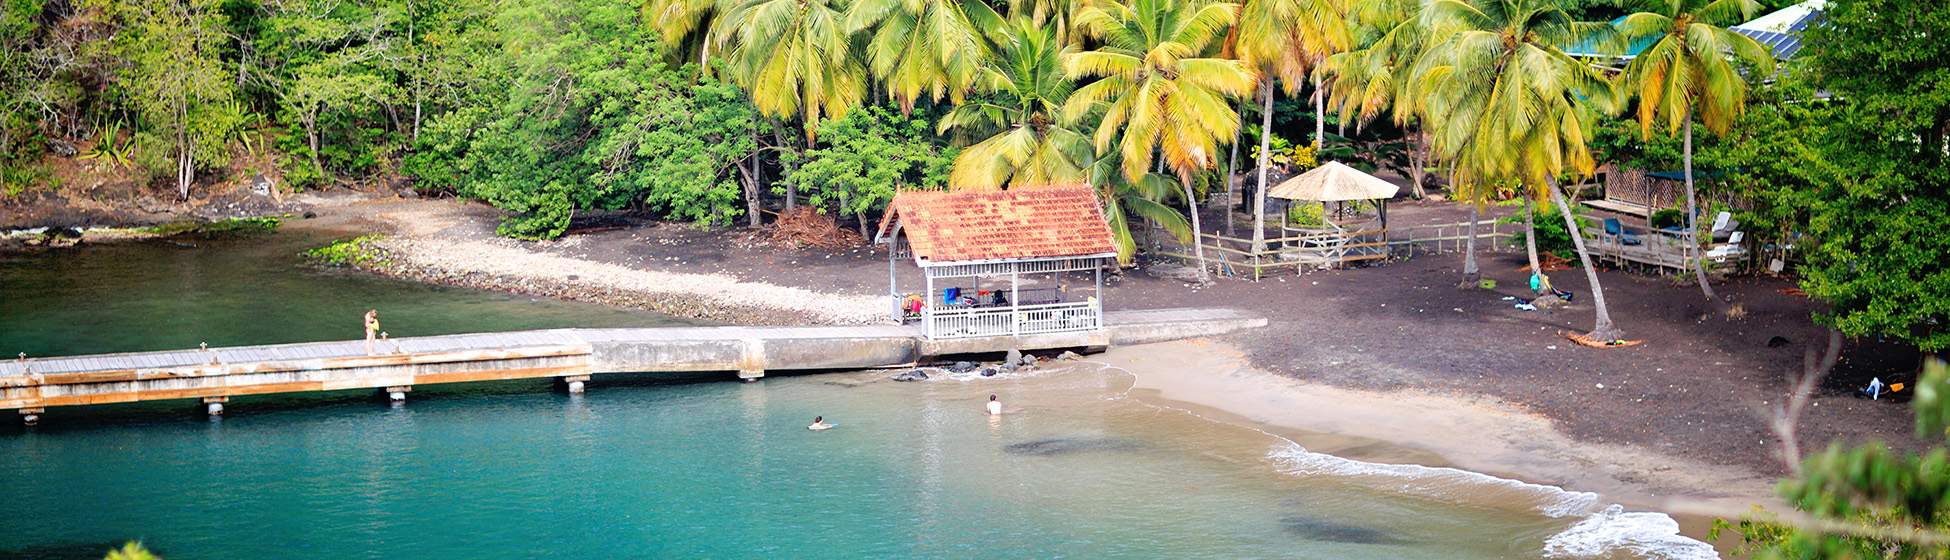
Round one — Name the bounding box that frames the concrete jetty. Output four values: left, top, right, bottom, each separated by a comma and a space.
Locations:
2, 308, 1263, 423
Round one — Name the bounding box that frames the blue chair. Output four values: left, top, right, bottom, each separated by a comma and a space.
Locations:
1603, 218, 1642, 245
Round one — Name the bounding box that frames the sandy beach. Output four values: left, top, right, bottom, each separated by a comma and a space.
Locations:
249, 192, 1928, 554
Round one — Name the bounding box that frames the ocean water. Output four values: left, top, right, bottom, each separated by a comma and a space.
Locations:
0, 230, 1716, 559
0, 228, 700, 358
0, 366, 1709, 559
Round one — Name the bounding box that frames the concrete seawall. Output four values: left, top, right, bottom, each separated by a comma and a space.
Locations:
3, 308, 1266, 421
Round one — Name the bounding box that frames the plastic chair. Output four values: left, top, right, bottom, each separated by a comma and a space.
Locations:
1603, 218, 1642, 245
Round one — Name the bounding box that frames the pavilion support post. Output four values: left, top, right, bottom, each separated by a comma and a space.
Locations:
385, 386, 411, 403
1010, 266, 1020, 336
20, 407, 43, 426
888, 236, 900, 323
1094, 262, 1104, 328
562, 375, 590, 394
924, 271, 935, 339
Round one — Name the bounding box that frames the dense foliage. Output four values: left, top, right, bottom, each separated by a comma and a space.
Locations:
0, 0, 1943, 345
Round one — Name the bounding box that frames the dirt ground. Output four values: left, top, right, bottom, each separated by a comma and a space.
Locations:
424, 195, 1927, 486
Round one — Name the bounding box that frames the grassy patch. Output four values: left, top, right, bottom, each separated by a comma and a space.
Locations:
304, 234, 387, 266
143, 217, 285, 237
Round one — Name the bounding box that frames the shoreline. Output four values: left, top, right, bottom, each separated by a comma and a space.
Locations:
280, 198, 893, 327
57, 195, 1814, 553
1098, 338, 1781, 554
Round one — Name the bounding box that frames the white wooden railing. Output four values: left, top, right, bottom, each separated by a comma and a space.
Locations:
924, 301, 1102, 339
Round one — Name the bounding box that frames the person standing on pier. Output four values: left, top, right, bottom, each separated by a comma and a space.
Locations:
364, 310, 380, 355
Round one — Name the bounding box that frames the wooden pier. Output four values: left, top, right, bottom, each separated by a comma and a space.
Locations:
1, 308, 1265, 423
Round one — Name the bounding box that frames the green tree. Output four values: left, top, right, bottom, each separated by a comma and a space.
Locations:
792, 105, 954, 235
1794, 0, 1950, 352
937, 21, 1091, 189
95, 0, 243, 198
709, 0, 867, 138
1414, 0, 1626, 340
1617, 0, 1774, 301
844, 0, 1002, 112
1065, 0, 1259, 281
429, 0, 757, 237
1235, 0, 1350, 251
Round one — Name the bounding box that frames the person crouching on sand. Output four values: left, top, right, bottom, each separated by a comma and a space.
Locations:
809, 416, 832, 430
987, 395, 1002, 416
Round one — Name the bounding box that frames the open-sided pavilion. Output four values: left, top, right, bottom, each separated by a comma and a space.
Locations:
875, 186, 1116, 340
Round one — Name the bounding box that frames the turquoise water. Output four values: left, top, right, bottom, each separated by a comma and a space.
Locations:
0, 228, 699, 358
0, 230, 1712, 559
3, 369, 1583, 559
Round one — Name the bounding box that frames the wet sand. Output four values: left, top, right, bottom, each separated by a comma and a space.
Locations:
1098, 339, 1781, 552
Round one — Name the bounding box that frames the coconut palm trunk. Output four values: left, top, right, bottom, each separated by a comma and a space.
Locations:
1182, 171, 1212, 282
1522, 195, 1545, 298
1684, 114, 1716, 300
1252, 80, 1276, 252
1312, 79, 1325, 147
1227, 96, 1246, 235
1461, 203, 1480, 285
1549, 181, 1621, 341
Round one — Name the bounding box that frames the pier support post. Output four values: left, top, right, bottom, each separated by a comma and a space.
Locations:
738, 369, 764, 382
19, 408, 42, 426
385, 386, 412, 402
562, 375, 590, 394
203, 397, 229, 416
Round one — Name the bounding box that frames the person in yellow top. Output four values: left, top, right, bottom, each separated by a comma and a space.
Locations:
364, 310, 380, 355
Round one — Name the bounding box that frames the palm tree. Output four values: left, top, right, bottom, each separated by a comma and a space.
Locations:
1414, 0, 1627, 341
844, 0, 1003, 113
1235, 0, 1350, 251
1065, 0, 1259, 282
937, 21, 1092, 189
709, 0, 868, 139
1617, 0, 1774, 301
645, 0, 740, 66
1089, 152, 1201, 264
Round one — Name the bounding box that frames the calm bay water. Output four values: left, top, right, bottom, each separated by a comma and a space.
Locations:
0, 230, 1711, 559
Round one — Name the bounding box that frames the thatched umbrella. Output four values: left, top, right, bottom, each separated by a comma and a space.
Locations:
1267, 161, 1401, 231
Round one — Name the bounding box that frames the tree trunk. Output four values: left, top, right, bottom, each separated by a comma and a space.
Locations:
1550, 181, 1622, 341
1224, 94, 1240, 235
1461, 203, 1480, 286
1523, 195, 1547, 300
1252, 80, 1275, 253
1684, 115, 1716, 301
305, 111, 322, 178
177, 135, 192, 200
740, 154, 762, 227
1181, 170, 1212, 283
774, 128, 796, 210
1409, 128, 1428, 199
1312, 79, 1325, 148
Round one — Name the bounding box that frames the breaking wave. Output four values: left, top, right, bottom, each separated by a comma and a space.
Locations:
1269, 445, 1717, 560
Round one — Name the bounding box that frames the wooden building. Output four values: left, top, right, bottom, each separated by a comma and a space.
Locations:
875, 186, 1116, 340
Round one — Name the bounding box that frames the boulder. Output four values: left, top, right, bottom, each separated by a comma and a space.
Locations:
1004, 349, 1022, 367
890, 370, 929, 382
948, 361, 977, 373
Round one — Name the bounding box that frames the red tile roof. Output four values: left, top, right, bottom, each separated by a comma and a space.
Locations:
879, 186, 1117, 265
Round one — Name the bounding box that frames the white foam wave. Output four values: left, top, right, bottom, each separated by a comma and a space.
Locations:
1544, 505, 1719, 560
1269, 445, 1598, 517
1268, 445, 1717, 560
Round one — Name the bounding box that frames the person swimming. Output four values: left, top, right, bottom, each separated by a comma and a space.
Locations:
808, 416, 832, 430
987, 395, 1002, 416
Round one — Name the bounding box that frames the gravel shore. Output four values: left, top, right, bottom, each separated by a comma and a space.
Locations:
364, 235, 892, 326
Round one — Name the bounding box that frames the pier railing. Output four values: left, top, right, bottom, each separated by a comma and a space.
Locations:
925, 301, 1102, 339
